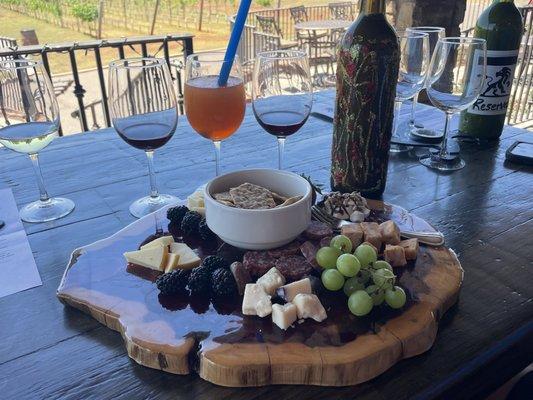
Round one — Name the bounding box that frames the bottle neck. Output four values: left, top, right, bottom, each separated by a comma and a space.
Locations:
361, 0, 386, 14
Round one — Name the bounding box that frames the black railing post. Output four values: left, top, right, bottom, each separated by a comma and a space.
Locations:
94, 42, 111, 127
68, 45, 88, 132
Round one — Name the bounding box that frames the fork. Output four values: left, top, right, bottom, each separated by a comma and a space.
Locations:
311, 205, 445, 246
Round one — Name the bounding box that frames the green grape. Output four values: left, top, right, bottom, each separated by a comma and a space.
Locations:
354, 244, 377, 268
372, 268, 395, 288
336, 253, 361, 277
348, 290, 374, 316
316, 246, 342, 269
385, 286, 407, 309
343, 277, 365, 296
321, 269, 345, 291
365, 284, 385, 306
373, 260, 392, 271
355, 268, 371, 285
330, 234, 353, 253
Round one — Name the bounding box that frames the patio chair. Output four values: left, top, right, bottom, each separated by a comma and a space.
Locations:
255, 15, 298, 50
328, 2, 355, 20
289, 5, 328, 46
303, 31, 337, 84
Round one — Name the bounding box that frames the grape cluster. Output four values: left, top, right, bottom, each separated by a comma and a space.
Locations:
315, 235, 407, 316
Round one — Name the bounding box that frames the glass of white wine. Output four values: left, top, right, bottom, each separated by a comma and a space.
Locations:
0, 59, 75, 222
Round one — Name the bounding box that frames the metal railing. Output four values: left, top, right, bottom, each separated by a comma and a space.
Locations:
0, 34, 194, 135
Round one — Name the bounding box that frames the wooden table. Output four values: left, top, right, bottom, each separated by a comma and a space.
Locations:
0, 91, 531, 399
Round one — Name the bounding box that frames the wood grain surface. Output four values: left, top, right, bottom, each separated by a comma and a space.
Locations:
0, 91, 531, 399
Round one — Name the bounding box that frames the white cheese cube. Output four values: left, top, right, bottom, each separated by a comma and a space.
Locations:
272, 303, 297, 330
242, 283, 272, 318
276, 278, 312, 302
256, 267, 285, 295
292, 293, 327, 322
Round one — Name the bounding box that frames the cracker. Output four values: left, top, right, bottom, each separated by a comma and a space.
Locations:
214, 191, 234, 203
229, 183, 276, 209
276, 196, 302, 208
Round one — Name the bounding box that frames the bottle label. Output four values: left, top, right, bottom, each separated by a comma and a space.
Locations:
468, 50, 518, 116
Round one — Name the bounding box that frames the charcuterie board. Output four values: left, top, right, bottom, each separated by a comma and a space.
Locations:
57, 198, 463, 387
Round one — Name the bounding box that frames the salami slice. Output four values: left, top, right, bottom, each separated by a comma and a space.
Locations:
304, 221, 333, 241
319, 236, 333, 248
242, 251, 276, 279
274, 255, 314, 282
267, 240, 302, 258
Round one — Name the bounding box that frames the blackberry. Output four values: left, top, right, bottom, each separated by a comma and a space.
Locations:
202, 255, 228, 272
167, 205, 189, 225
180, 211, 202, 236
198, 218, 217, 242
211, 268, 237, 298
156, 270, 190, 295
187, 266, 211, 295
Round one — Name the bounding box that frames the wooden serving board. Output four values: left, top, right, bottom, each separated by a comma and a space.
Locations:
57, 200, 463, 387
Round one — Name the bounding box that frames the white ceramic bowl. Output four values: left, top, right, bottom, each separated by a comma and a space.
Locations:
204, 169, 312, 250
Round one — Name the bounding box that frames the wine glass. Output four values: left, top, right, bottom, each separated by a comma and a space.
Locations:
405, 26, 446, 139
184, 52, 246, 176
390, 31, 430, 153
0, 59, 75, 223
252, 50, 313, 170
420, 37, 487, 171
108, 57, 178, 218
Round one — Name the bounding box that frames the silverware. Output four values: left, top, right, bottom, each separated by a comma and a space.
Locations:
311, 205, 445, 246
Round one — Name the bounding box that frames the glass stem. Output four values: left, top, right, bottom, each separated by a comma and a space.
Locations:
277, 137, 286, 170
145, 150, 159, 199
410, 92, 419, 127
213, 140, 221, 176
440, 112, 453, 159
393, 99, 403, 137
29, 153, 50, 203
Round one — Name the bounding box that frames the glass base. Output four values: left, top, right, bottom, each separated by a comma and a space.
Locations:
129, 193, 178, 219
20, 197, 75, 223
419, 153, 465, 171
390, 144, 413, 153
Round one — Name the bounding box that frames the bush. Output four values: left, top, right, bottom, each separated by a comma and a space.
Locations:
70, 1, 99, 23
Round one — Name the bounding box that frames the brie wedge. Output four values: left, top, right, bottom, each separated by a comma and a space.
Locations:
170, 242, 201, 270
124, 246, 168, 272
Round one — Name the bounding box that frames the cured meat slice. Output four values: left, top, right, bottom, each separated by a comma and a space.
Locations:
242, 251, 276, 279
274, 255, 314, 282
304, 221, 333, 241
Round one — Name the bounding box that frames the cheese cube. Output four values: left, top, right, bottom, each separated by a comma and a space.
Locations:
292, 293, 327, 322
399, 238, 419, 260
242, 283, 272, 317
170, 242, 201, 270
379, 220, 401, 245
276, 278, 312, 302
124, 246, 168, 272
341, 223, 364, 248
140, 235, 174, 250
384, 244, 407, 267
361, 222, 382, 250
256, 267, 285, 295
187, 190, 205, 208
272, 303, 298, 330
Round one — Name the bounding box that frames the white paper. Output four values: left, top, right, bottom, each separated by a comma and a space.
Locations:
0, 188, 42, 298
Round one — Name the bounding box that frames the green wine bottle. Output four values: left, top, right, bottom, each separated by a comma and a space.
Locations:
331, 0, 399, 197
458, 0, 523, 140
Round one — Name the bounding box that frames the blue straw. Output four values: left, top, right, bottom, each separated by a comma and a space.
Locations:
218, 0, 252, 87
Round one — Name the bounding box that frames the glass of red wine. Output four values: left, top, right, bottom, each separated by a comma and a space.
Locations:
108, 58, 178, 218
252, 50, 312, 170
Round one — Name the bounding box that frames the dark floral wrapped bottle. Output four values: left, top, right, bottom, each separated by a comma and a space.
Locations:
331, 0, 399, 197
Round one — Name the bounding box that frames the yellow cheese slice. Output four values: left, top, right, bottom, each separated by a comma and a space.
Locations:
164, 253, 181, 273
140, 235, 174, 250
170, 242, 201, 270
124, 246, 168, 271
189, 206, 205, 217
187, 190, 205, 209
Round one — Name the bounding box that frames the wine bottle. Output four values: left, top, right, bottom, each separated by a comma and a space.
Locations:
331, 0, 399, 197
458, 0, 523, 140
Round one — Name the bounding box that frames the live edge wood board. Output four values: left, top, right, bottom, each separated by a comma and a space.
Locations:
57, 199, 463, 387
